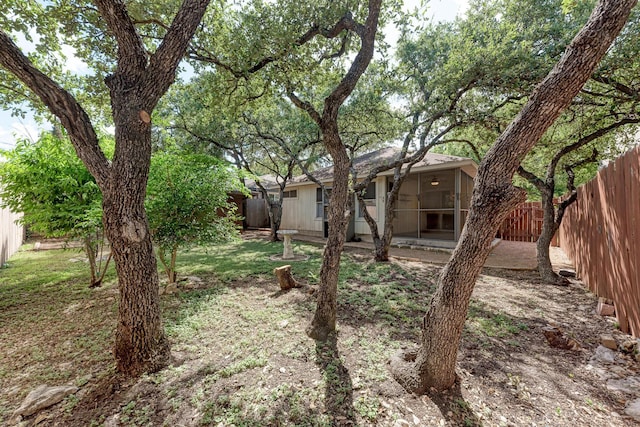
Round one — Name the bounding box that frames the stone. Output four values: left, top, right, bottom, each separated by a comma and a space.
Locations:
596, 298, 615, 317
13, 385, 78, 417
600, 334, 618, 350
392, 420, 410, 427
592, 345, 616, 364
165, 283, 178, 294
542, 325, 580, 350
606, 376, 640, 394
621, 339, 638, 354
625, 398, 640, 421
558, 269, 576, 278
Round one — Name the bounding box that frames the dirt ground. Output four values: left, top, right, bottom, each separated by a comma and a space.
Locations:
3, 237, 640, 426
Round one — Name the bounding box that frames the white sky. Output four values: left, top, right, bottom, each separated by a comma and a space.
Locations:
0, 0, 469, 149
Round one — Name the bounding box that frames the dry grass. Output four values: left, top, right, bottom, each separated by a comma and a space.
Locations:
0, 238, 637, 426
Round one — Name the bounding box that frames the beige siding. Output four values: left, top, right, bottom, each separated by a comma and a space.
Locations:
0, 203, 23, 266
283, 177, 388, 237
280, 184, 323, 235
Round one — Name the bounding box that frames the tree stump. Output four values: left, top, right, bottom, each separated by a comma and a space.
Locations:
274, 265, 299, 290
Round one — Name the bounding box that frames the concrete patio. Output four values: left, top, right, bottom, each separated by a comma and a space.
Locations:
265, 231, 574, 271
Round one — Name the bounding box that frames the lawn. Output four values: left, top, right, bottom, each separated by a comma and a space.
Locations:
0, 237, 637, 426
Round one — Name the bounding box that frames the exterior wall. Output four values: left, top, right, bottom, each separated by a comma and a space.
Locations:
0, 203, 23, 266
280, 177, 388, 238
280, 184, 323, 235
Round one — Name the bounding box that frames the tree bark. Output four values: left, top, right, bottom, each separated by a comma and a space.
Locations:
268, 199, 283, 242
307, 138, 352, 340
536, 187, 565, 284
390, 0, 636, 393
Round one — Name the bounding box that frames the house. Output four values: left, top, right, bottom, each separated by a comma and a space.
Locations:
278, 147, 478, 248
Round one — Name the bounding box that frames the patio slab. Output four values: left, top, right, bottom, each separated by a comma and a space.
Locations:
291, 233, 572, 271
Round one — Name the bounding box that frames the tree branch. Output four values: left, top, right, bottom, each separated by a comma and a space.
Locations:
143, 0, 211, 108
0, 31, 110, 186
93, 0, 147, 76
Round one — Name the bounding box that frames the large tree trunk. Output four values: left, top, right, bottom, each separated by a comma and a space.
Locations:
102, 108, 170, 376
391, 188, 521, 390
307, 138, 351, 341
390, 0, 636, 393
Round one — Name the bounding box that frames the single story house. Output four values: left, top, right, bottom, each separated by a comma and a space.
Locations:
277, 147, 477, 247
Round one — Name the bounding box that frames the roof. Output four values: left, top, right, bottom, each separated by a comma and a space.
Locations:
243, 174, 280, 192
289, 147, 476, 185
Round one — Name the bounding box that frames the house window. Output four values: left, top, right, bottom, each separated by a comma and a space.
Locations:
316, 187, 331, 218
358, 182, 377, 219
282, 190, 297, 199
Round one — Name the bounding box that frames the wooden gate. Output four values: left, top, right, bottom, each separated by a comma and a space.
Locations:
497, 201, 544, 242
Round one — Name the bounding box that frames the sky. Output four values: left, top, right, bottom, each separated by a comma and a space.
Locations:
0, 0, 469, 150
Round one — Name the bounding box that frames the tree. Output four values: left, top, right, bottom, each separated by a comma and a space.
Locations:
434, 0, 640, 283
160, 77, 323, 242
390, 0, 636, 392
285, 0, 383, 341
0, 0, 211, 377
184, 0, 388, 340
0, 132, 111, 287
146, 152, 244, 283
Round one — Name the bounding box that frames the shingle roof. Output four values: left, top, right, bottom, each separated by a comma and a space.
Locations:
291, 147, 473, 184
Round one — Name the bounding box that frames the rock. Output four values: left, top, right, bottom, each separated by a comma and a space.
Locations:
13, 385, 78, 417
592, 345, 616, 364
558, 269, 576, 278
600, 334, 617, 350
625, 398, 640, 421
165, 283, 178, 294
621, 339, 638, 354
33, 412, 49, 425
392, 420, 410, 427
542, 325, 580, 350
606, 376, 640, 394
596, 298, 615, 317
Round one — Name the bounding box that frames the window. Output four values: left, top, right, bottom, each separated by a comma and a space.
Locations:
282, 190, 297, 199
358, 182, 377, 219
316, 187, 331, 218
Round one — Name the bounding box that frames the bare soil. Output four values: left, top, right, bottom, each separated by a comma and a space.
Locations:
2, 237, 639, 426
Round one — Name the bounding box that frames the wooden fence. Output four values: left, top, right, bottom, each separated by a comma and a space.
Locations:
0, 202, 24, 266
497, 201, 546, 243
559, 145, 640, 337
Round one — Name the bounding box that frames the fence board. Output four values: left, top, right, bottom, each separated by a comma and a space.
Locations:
0, 202, 24, 266
498, 201, 547, 243
559, 145, 640, 337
